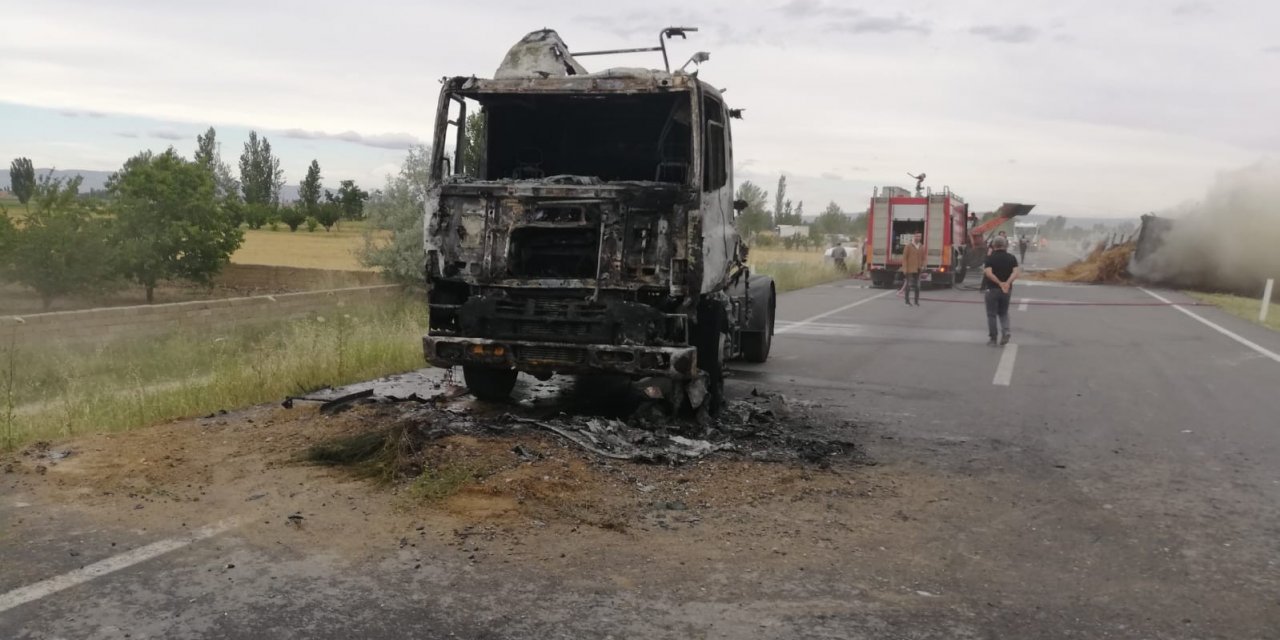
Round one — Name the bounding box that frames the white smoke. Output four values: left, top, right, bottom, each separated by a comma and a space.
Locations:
1131, 160, 1280, 294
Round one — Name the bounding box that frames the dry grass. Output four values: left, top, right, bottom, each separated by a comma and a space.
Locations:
1037, 242, 1135, 284
749, 247, 845, 292
1, 296, 428, 451
1188, 291, 1280, 333
233, 224, 383, 271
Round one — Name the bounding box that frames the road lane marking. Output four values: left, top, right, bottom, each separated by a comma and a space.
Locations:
775, 290, 895, 335
774, 321, 992, 344
1139, 288, 1280, 365
0, 517, 243, 614
1018, 298, 1031, 312
992, 343, 1018, 386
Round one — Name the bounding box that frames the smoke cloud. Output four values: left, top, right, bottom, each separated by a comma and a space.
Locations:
1131, 161, 1280, 294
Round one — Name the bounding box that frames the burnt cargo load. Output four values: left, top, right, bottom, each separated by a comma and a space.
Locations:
422, 28, 776, 408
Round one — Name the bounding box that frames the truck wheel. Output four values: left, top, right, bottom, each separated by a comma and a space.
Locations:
741, 299, 773, 363
463, 365, 517, 402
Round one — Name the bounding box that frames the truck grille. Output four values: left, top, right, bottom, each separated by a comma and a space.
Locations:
516, 345, 586, 365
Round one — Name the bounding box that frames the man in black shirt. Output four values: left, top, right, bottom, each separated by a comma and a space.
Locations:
983, 236, 1020, 346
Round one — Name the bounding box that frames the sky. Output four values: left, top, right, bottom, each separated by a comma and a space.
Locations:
1, 0, 1277, 218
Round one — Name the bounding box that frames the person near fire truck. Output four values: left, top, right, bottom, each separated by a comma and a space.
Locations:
983, 235, 1020, 346
902, 233, 924, 306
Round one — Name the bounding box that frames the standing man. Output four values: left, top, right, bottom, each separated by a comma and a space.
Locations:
1018, 234, 1030, 263
830, 242, 848, 273
902, 233, 924, 306
983, 236, 1020, 346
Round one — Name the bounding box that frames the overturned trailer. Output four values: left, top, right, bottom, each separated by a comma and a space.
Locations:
421, 29, 776, 410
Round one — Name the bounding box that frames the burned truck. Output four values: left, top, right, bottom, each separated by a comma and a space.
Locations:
421, 29, 776, 410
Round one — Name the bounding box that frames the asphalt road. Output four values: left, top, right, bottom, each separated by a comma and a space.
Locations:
4, 247, 1280, 639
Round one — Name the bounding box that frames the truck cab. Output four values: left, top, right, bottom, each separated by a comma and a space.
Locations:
421, 29, 775, 408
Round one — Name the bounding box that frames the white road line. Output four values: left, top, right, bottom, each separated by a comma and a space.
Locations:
775, 290, 895, 335
0, 517, 242, 614
1018, 298, 1031, 312
992, 343, 1019, 386
1139, 288, 1280, 365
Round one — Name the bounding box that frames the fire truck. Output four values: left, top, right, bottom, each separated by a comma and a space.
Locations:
865, 186, 1034, 288
865, 186, 971, 288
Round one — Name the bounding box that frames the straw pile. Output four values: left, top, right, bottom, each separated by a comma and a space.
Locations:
1037, 242, 1135, 284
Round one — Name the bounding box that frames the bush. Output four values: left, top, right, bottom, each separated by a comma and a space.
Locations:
316, 202, 341, 231
359, 146, 430, 286
305, 216, 319, 232
279, 204, 306, 232
243, 203, 274, 230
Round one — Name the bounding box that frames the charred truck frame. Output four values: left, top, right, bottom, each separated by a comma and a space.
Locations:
422, 29, 776, 410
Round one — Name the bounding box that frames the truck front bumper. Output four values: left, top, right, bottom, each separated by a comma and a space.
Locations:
423, 335, 698, 379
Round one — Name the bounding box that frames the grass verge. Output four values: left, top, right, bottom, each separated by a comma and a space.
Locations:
750, 248, 845, 292
1186, 291, 1280, 332
1, 295, 427, 452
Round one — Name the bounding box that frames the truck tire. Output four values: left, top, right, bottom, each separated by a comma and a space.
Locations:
463, 365, 517, 402
741, 297, 774, 363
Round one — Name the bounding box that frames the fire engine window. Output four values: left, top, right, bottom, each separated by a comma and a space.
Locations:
891, 220, 925, 254
702, 95, 727, 192
480, 93, 692, 183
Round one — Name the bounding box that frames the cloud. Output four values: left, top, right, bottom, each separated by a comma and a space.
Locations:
828, 14, 931, 36
149, 129, 185, 141
1171, 2, 1212, 16
1264, 45, 1280, 54
115, 132, 139, 139
281, 128, 423, 150
777, 0, 862, 19
59, 109, 106, 118
969, 24, 1040, 44
819, 172, 843, 181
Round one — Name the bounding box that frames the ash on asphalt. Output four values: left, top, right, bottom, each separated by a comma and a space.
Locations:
295, 368, 868, 477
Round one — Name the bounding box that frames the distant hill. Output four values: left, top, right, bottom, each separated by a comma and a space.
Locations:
35, 168, 300, 201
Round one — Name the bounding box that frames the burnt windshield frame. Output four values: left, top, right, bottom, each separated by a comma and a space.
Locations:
432, 88, 697, 186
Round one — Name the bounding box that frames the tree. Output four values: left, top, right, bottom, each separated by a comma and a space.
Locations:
773, 174, 786, 228
194, 128, 240, 201
109, 148, 244, 303
462, 112, 486, 177
9, 158, 35, 206
812, 201, 853, 239
278, 203, 306, 232
359, 145, 431, 285
238, 131, 284, 206
0, 205, 15, 273
795, 200, 804, 224
315, 201, 342, 232
7, 174, 116, 309
299, 159, 323, 218
327, 180, 370, 220
734, 180, 771, 238
1041, 215, 1068, 236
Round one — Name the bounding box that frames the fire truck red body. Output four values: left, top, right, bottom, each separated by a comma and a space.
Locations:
865, 187, 971, 288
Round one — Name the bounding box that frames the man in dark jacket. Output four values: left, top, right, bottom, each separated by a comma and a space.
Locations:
983, 236, 1020, 346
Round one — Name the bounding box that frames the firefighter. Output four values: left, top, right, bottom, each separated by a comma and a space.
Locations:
902, 233, 924, 306
983, 236, 1020, 346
